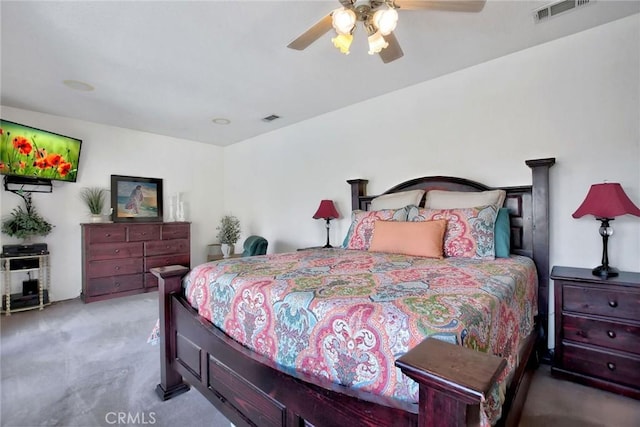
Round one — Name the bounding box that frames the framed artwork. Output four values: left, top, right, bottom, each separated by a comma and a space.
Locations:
111, 175, 163, 222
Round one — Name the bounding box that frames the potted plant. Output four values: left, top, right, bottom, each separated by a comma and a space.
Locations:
216, 215, 241, 258
80, 187, 107, 222
1, 192, 53, 242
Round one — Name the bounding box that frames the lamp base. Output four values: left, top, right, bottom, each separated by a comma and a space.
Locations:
322, 244, 333, 248
592, 265, 619, 279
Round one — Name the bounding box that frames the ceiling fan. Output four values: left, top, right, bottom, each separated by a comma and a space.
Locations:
287, 0, 486, 64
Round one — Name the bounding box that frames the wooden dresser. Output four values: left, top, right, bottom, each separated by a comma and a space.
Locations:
551, 266, 640, 399
81, 222, 190, 303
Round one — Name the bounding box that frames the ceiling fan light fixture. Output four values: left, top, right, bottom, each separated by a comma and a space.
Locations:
373, 7, 398, 36
331, 33, 353, 54
367, 29, 388, 55
331, 7, 356, 35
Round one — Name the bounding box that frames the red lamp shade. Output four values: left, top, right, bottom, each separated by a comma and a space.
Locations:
313, 200, 340, 220
572, 183, 640, 219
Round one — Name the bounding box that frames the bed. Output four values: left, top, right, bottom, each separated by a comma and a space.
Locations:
151, 157, 555, 427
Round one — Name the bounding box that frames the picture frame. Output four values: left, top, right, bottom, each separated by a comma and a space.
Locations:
110, 175, 163, 223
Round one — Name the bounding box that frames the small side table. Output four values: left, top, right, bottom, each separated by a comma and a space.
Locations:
207, 254, 243, 262
1, 252, 51, 315
551, 266, 640, 399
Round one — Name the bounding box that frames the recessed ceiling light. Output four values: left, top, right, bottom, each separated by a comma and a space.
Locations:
63, 80, 95, 91
212, 118, 231, 125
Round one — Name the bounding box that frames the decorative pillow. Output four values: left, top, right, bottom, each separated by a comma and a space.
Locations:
369, 219, 447, 259
407, 205, 498, 260
344, 208, 408, 250
424, 189, 506, 210
370, 189, 425, 211
494, 208, 511, 258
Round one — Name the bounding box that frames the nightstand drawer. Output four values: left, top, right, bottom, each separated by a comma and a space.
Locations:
562, 342, 640, 389
563, 314, 640, 354
562, 284, 639, 319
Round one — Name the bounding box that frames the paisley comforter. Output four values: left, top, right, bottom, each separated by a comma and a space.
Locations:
183, 248, 538, 425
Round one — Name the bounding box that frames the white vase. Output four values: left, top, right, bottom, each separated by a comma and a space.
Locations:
221, 243, 232, 258
90, 214, 103, 223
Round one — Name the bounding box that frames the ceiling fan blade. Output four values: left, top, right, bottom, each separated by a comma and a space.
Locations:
392, 1, 486, 12
379, 32, 404, 64
287, 14, 333, 51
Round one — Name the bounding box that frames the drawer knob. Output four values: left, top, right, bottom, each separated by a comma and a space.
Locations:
607, 330, 616, 339
115, 282, 120, 287
114, 249, 120, 253
115, 266, 120, 271
105, 233, 111, 237
607, 362, 616, 371
608, 300, 618, 308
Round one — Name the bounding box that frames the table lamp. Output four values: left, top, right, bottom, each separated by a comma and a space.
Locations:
313, 200, 340, 248
572, 182, 640, 278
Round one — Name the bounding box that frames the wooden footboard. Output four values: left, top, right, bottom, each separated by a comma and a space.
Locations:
152, 267, 537, 427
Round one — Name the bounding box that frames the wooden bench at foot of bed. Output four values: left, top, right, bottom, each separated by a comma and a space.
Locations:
152, 266, 516, 427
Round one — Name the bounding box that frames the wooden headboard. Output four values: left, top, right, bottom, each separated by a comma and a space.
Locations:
347, 158, 556, 356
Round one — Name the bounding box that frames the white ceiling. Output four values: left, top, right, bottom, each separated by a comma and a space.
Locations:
2, 1, 639, 147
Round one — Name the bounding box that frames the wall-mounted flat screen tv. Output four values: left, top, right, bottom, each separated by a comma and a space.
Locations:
0, 119, 82, 183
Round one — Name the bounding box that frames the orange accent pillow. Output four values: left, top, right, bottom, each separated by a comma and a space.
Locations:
368, 219, 447, 259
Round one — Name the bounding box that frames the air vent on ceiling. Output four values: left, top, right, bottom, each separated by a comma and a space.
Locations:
534, 0, 592, 23
262, 114, 280, 123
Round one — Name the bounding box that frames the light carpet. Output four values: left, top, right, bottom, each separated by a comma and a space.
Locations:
1, 292, 638, 426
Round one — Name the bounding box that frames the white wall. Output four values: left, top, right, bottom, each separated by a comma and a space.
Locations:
224, 16, 640, 273
0, 107, 224, 301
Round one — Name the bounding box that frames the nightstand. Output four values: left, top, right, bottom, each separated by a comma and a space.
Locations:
207, 253, 242, 262
551, 266, 640, 399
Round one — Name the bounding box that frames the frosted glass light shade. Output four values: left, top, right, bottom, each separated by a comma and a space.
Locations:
331, 33, 353, 54
373, 8, 398, 35
367, 30, 388, 54
332, 7, 356, 35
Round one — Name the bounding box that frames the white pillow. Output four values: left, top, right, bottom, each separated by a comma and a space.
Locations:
424, 189, 506, 209
370, 189, 425, 211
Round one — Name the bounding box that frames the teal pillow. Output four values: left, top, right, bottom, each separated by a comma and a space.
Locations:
341, 228, 351, 248
495, 208, 511, 258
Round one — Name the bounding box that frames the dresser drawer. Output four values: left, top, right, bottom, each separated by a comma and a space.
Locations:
145, 253, 190, 271
562, 342, 640, 389
161, 223, 189, 240
128, 224, 160, 242
562, 284, 640, 320
86, 225, 126, 244
563, 314, 640, 354
87, 242, 143, 261
86, 274, 143, 297
86, 258, 143, 279
145, 272, 159, 289
145, 239, 189, 256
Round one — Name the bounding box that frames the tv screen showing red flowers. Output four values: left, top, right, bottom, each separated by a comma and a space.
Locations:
0, 119, 82, 183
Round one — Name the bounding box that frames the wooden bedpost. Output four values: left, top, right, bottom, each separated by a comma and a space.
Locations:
396, 338, 507, 427
347, 179, 368, 211
151, 265, 191, 401
525, 158, 555, 362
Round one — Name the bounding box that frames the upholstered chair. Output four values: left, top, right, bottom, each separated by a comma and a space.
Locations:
242, 235, 268, 257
